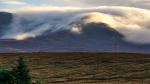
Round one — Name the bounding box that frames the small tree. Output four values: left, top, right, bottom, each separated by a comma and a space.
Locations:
12, 57, 32, 84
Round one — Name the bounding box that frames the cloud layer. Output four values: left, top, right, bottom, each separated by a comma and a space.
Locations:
0, 0, 150, 10
1, 6, 150, 44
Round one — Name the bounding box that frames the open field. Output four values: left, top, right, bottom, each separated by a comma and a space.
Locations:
0, 53, 150, 84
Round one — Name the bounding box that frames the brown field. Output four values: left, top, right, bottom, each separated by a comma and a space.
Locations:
0, 52, 150, 84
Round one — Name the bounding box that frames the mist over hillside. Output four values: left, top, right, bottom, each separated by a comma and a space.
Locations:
0, 6, 150, 53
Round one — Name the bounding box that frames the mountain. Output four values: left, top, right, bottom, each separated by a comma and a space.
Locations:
0, 12, 12, 25
0, 11, 150, 53
0, 12, 13, 35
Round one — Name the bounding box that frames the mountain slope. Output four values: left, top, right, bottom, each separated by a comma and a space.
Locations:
0, 10, 150, 53
0, 12, 13, 35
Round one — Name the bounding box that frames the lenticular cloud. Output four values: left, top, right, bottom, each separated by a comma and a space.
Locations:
1, 6, 150, 44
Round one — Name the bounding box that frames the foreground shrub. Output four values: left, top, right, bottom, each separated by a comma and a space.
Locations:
0, 69, 14, 84
12, 57, 32, 84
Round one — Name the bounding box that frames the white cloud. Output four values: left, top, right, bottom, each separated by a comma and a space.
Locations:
62, 0, 150, 9
0, 0, 31, 10
0, 0, 28, 5
0, 0, 149, 10
1, 6, 150, 44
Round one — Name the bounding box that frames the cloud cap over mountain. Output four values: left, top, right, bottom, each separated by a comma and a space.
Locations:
0, 6, 150, 44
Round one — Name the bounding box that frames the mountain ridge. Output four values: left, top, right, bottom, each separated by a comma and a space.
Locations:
0, 11, 150, 53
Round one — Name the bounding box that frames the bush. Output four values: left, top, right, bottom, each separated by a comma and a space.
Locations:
12, 57, 32, 84
0, 57, 41, 84
0, 69, 14, 84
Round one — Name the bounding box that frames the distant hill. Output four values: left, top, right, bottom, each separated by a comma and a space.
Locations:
0, 12, 13, 35
0, 12, 12, 25
0, 11, 150, 53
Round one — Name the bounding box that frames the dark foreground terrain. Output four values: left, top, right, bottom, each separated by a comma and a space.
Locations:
0, 53, 150, 84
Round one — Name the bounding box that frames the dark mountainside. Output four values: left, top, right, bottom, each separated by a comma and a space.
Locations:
0, 12, 13, 35
0, 12, 150, 53
0, 12, 12, 25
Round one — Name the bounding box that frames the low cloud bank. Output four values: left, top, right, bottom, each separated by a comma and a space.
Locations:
1, 6, 150, 44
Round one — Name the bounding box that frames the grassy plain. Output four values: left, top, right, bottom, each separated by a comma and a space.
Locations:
0, 52, 149, 84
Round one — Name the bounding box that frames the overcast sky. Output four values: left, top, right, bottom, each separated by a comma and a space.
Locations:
0, 0, 150, 10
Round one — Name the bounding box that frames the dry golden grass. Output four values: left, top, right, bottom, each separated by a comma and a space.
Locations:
0, 52, 150, 84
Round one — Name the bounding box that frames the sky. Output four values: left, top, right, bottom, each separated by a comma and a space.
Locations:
0, 0, 150, 11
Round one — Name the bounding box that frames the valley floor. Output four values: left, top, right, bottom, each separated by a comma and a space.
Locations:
0, 53, 150, 84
